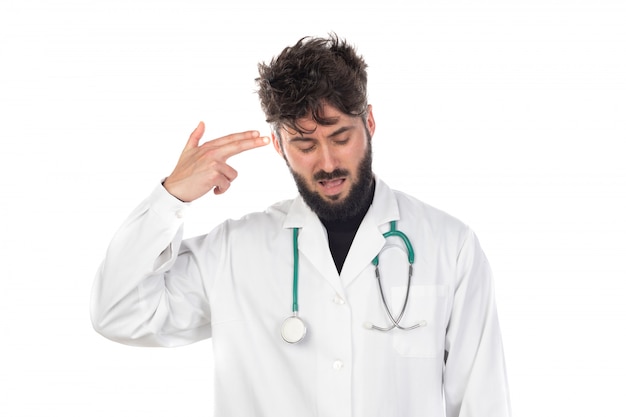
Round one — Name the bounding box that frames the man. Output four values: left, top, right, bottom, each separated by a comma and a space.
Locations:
91, 34, 511, 416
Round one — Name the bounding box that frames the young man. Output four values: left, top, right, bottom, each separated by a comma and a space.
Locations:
91, 34, 511, 417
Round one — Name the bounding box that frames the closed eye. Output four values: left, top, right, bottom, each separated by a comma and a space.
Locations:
288, 138, 317, 153
299, 144, 316, 153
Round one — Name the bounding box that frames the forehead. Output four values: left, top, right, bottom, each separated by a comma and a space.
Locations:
280, 105, 357, 138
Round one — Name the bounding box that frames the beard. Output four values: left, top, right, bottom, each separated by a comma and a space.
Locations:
287, 142, 374, 222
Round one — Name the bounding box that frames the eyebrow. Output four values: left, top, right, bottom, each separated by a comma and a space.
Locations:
288, 125, 355, 143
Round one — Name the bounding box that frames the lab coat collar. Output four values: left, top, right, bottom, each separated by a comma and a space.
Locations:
282, 177, 399, 293
341, 177, 399, 287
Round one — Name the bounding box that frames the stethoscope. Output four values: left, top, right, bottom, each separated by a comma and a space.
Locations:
280, 221, 427, 344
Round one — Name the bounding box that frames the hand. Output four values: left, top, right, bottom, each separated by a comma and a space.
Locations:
163, 122, 270, 202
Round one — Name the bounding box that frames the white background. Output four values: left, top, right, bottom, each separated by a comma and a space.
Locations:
1, 0, 625, 415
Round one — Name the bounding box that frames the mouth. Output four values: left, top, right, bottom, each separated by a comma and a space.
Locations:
318, 178, 346, 197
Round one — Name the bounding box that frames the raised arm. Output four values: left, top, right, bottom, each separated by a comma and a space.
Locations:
90, 123, 269, 347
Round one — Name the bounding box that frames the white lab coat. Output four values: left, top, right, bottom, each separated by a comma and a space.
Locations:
91, 178, 511, 417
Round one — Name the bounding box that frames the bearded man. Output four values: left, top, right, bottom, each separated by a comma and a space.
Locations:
91, 34, 511, 417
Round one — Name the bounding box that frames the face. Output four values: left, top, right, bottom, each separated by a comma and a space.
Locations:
272, 104, 376, 221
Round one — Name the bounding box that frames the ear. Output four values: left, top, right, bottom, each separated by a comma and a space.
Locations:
366, 104, 376, 138
271, 131, 284, 157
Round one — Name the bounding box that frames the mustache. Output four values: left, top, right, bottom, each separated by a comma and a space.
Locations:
313, 169, 349, 181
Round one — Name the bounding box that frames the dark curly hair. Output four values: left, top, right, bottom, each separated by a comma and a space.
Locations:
256, 33, 368, 136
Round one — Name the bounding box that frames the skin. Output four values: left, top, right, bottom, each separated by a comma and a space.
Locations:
272, 104, 376, 207
163, 121, 270, 202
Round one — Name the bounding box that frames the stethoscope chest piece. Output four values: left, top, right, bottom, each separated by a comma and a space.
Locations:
281, 315, 307, 344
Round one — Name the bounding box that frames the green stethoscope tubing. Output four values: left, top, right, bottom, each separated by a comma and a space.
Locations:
372, 221, 415, 266
280, 227, 305, 344
283, 220, 424, 343
292, 227, 300, 313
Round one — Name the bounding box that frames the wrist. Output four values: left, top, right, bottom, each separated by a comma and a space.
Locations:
161, 178, 187, 202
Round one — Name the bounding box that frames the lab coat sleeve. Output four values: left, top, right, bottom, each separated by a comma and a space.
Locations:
443, 228, 512, 417
90, 183, 216, 347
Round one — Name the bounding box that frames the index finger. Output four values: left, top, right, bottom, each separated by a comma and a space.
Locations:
203, 131, 271, 159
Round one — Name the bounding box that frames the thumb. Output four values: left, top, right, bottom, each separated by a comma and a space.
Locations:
184, 121, 206, 150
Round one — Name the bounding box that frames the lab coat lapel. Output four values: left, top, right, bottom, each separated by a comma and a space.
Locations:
281, 179, 400, 294
283, 196, 343, 296
340, 179, 400, 287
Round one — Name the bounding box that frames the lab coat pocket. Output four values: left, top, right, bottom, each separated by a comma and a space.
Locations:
392, 284, 448, 358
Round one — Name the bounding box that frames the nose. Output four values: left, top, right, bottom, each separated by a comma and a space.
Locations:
318, 144, 339, 173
